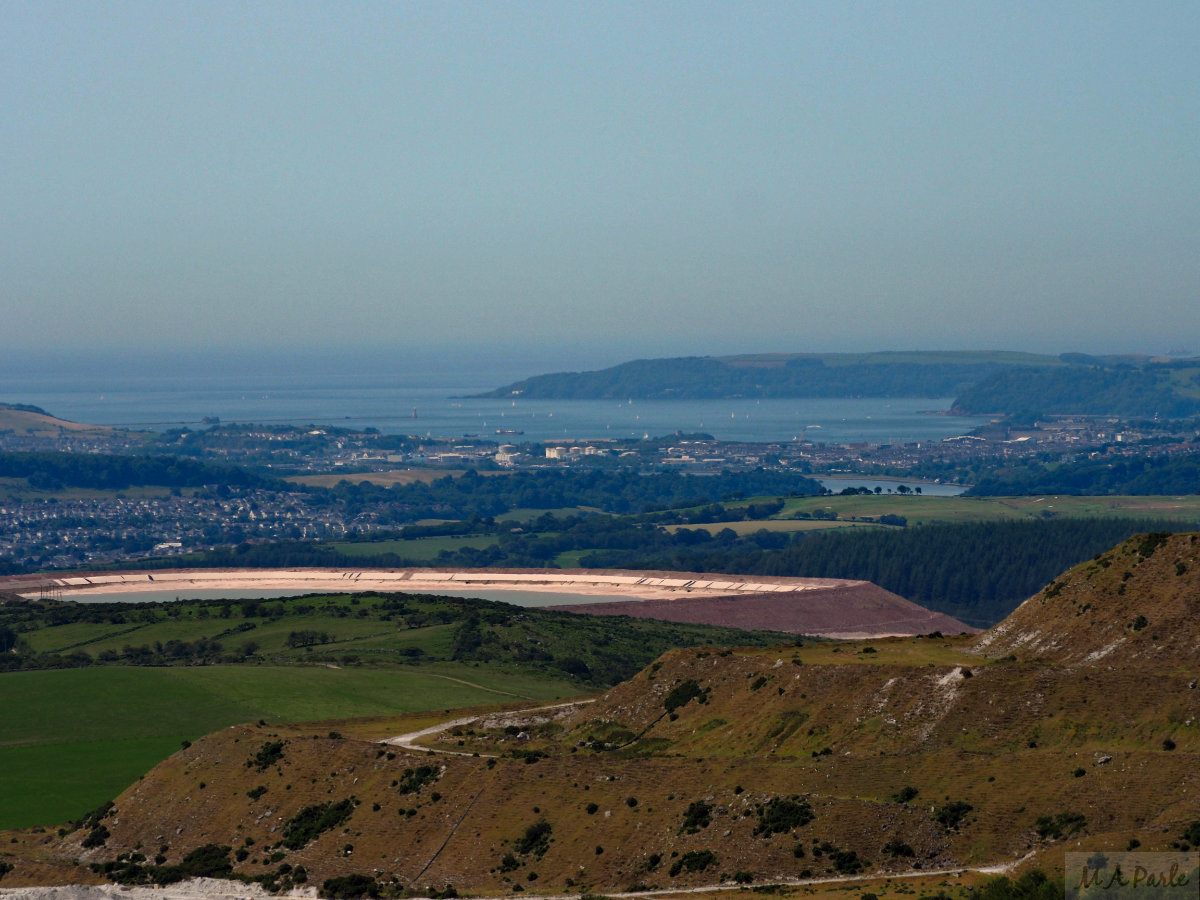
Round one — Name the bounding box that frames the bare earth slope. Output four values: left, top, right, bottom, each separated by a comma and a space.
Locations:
551, 580, 972, 638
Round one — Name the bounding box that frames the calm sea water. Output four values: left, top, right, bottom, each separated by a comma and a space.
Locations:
0, 349, 985, 444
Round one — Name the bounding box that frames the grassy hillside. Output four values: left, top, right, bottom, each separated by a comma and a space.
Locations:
0, 404, 116, 438
0, 590, 797, 830
2, 534, 1196, 896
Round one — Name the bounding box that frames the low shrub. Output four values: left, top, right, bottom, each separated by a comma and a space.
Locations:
669, 850, 717, 877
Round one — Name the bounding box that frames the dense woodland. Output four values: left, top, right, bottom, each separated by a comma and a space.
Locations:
952, 363, 1200, 417
0, 451, 280, 491
0, 452, 819, 515
324, 468, 821, 518
966, 452, 1200, 496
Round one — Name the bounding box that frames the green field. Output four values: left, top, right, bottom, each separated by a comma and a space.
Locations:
328, 535, 500, 559
1, 588, 798, 830
0, 663, 576, 829
779, 493, 1200, 525
652, 494, 1200, 538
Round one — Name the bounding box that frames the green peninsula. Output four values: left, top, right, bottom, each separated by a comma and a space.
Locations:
477, 350, 1200, 416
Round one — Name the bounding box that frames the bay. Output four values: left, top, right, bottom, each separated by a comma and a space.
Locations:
0, 350, 986, 444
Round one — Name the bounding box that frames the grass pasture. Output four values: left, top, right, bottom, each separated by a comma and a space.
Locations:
327, 534, 500, 559
0, 663, 576, 829
666, 518, 885, 536
286, 468, 465, 488
1, 588, 798, 830
777, 492, 1200, 526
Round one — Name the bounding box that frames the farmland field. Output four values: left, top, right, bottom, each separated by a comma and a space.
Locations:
0, 663, 576, 829
777, 492, 1200, 525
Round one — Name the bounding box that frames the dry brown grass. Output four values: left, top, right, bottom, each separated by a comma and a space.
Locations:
0, 407, 115, 437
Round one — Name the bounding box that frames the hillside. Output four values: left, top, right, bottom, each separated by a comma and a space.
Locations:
474, 351, 1061, 400
1, 535, 1197, 896
0, 405, 115, 439
974, 531, 1200, 666
952, 362, 1200, 417
473, 351, 1200, 417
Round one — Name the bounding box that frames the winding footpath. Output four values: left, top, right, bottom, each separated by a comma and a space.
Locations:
380, 699, 595, 756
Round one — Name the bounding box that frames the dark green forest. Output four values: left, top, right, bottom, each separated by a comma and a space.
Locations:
967, 453, 1200, 496
0, 451, 281, 491
952, 364, 1200, 417
325, 467, 820, 519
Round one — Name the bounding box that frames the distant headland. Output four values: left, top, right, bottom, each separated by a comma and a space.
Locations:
473, 350, 1200, 417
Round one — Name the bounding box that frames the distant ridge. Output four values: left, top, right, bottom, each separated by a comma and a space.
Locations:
473, 350, 1059, 400
0, 403, 113, 437
475, 350, 1200, 416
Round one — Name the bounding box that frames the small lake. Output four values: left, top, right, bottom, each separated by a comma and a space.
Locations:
816, 476, 967, 497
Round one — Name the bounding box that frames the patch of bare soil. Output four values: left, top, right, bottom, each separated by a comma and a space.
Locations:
551, 582, 974, 637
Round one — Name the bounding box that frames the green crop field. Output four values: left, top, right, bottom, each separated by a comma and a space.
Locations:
0, 663, 576, 829
1, 588, 794, 830
328, 535, 500, 559
649, 494, 1200, 539
777, 493, 1200, 525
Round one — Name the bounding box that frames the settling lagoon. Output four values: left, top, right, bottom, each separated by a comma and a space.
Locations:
62, 588, 637, 607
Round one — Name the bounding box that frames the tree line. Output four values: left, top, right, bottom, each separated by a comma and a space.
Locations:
968, 452, 1200, 496
323, 467, 820, 519
0, 451, 279, 491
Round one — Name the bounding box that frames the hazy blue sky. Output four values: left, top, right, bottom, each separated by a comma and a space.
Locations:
2, 1, 1197, 368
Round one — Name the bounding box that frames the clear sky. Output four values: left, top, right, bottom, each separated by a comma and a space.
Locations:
2, 1, 1197, 369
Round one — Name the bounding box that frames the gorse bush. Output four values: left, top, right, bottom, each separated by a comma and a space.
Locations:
679, 801, 713, 834
396, 765, 440, 794
934, 801, 973, 831
1035, 812, 1086, 840
282, 799, 356, 850
668, 850, 717, 877
247, 740, 284, 771
754, 797, 815, 836
664, 679, 707, 713
513, 820, 552, 858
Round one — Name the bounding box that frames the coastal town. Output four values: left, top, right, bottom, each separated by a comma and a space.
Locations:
2, 407, 1198, 571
